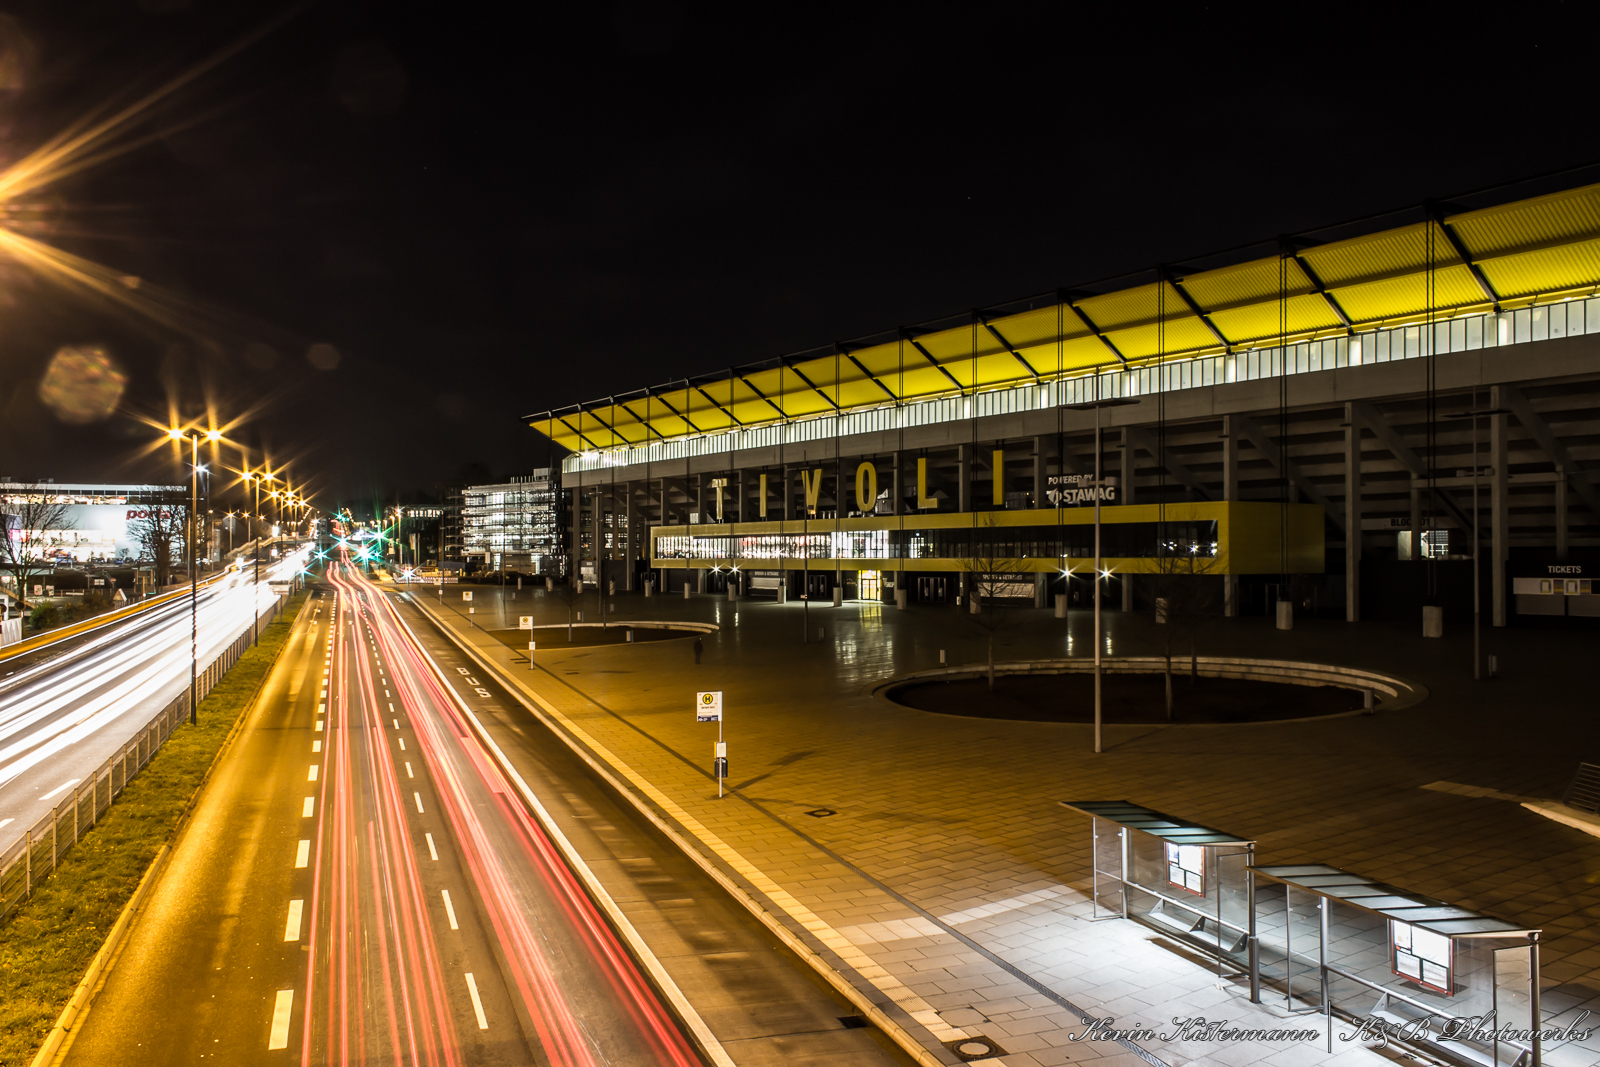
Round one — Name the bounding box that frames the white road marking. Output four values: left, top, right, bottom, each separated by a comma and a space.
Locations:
308, 765, 318, 781
441, 889, 459, 929
284, 899, 303, 941
389, 703, 395, 713
312, 740, 322, 753
41, 778, 80, 800
406, 762, 414, 778
0, 818, 11, 829
317, 703, 325, 714
464, 973, 488, 1029
413, 792, 424, 813
315, 720, 323, 732
384, 690, 390, 698
397, 738, 405, 751
295, 840, 310, 867
268, 989, 294, 1049
425, 833, 438, 860
392, 718, 399, 728
302, 797, 315, 817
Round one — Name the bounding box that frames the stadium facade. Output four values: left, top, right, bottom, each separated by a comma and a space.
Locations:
528, 177, 1600, 625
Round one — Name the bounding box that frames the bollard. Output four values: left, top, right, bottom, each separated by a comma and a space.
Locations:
627, 629, 634, 642
1275, 599, 1293, 630
1422, 604, 1443, 638
1363, 688, 1375, 713
939, 648, 947, 665
831, 587, 842, 608
1055, 593, 1067, 619
609, 580, 615, 596
727, 585, 736, 602
683, 584, 691, 600
895, 587, 907, 610
1487, 654, 1498, 678
645, 581, 654, 598
578, 610, 584, 622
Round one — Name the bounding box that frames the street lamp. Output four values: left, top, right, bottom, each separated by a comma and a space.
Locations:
168, 425, 222, 725
1066, 394, 1141, 754
243, 468, 275, 646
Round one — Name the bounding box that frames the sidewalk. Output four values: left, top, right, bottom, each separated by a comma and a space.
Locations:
405, 583, 1600, 1067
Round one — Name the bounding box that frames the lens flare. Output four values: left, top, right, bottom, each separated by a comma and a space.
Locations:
36, 344, 127, 424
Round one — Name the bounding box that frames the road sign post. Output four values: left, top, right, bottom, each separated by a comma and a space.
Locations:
697, 691, 725, 797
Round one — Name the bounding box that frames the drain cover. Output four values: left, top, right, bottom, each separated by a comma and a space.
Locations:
804, 807, 837, 818
944, 1036, 1005, 1061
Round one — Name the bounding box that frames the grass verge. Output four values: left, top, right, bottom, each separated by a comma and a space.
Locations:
0, 590, 309, 1066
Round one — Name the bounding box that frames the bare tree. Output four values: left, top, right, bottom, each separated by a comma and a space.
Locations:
960, 513, 1033, 690
127, 500, 188, 590
0, 483, 75, 610
1142, 543, 1224, 719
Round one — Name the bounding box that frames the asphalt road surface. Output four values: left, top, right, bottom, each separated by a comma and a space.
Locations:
62, 556, 910, 1065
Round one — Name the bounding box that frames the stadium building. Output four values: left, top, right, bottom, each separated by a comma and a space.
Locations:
528, 177, 1600, 626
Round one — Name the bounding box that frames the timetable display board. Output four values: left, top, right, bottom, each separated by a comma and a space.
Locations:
1391, 919, 1453, 995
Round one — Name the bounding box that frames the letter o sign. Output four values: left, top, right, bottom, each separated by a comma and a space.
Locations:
855, 462, 877, 514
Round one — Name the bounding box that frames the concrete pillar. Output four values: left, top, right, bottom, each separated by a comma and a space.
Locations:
958, 445, 971, 513
1491, 388, 1508, 628
1222, 416, 1239, 617
1034, 572, 1047, 608
1556, 469, 1569, 561
1344, 402, 1360, 622
697, 567, 708, 594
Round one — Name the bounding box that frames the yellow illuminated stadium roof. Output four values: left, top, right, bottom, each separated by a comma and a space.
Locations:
528, 178, 1600, 452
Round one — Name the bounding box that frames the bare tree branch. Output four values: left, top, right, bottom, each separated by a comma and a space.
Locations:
0, 482, 76, 609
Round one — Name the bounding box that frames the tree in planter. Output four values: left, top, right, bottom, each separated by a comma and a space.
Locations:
960, 513, 1033, 690
0, 482, 74, 610
127, 499, 188, 590
1141, 544, 1224, 720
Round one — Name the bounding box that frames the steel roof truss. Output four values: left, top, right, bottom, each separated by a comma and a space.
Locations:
1427, 206, 1501, 312
782, 358, 841, 411
901, 332, 967, 392
842, 349, 900, 401
1059, 294, 1129, 365
738, 375, 789, 421
693, 384, 745, 427
1159, 270, 1233, 352
647, 387, 703, 434
975, 315, 1042, 381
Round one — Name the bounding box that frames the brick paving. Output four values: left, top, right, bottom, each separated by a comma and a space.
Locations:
407, 583, 1600, 1067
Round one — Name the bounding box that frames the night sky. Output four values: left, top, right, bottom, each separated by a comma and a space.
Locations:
2, 0, 1598, 512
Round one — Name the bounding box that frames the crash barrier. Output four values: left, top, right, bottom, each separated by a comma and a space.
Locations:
0, 596, 284, 926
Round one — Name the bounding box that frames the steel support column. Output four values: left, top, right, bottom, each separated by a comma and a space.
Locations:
1491, 389, 1508, 628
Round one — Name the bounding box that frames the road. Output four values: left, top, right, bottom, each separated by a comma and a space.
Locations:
63, 557, 910, 1065
0, 549, 310, 838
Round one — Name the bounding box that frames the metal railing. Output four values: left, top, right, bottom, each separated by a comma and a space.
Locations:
0, 596, 284, 926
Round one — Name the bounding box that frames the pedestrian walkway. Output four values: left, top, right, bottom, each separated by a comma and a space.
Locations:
401, 581, 1600, 1067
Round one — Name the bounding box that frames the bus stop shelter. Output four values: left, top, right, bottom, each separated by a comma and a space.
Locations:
1251, 864, 1543, 1067
1061, 800, 1258, 986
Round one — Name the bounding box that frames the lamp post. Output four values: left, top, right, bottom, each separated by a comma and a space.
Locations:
168, 426, 221, 725
1066, 394, 1140, 754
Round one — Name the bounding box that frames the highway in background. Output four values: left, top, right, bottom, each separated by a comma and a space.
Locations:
0, 548, 311, 838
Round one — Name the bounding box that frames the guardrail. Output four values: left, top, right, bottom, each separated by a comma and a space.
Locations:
0, 595, 286, 926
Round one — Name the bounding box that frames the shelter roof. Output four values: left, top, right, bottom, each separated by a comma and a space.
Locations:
1059, 800, 1252, 846
1251, 864, 1536, 938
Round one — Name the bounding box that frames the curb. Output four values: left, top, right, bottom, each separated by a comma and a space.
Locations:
26, 592, 310, 1067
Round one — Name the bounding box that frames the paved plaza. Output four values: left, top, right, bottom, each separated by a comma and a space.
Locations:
405, 580, 1600, 1067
